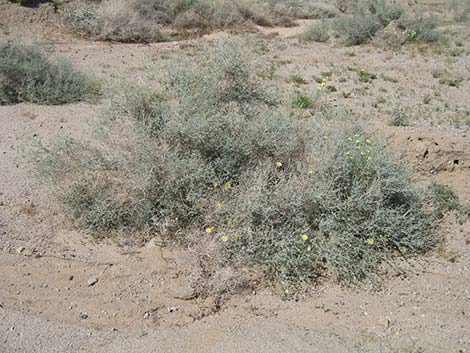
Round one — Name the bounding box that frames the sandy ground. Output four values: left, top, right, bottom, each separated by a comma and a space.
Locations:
1, 1, 470, 352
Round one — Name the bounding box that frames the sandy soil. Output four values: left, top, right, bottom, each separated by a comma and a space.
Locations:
1, 1, 470, 352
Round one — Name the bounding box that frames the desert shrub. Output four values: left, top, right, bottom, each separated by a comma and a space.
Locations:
398, 14, 441, 43
213, 131, 434, 285
330, 0, 442, 45
38, 41, 435, 289
332, 14, 382, 45
366, 0, 404, 26
63, 2, 101, 37
388, 109, 409, 126
0, 43, 99, 105
428, 183, 460, 218
448, 0, 470, 22
304, 21, 330, 42
62, 0, 340, 42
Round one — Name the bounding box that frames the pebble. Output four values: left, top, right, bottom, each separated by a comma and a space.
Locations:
16, 247, 25, 254
87, 276, 98, 286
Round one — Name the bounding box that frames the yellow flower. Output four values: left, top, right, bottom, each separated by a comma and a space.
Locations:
232, 232, 240, 240
400, 246, 407, 253
213, 181, 219, 188
367, 156, 372, 161
215, 202, 222, 209
322, 78, 328, 83
301, 233, 309, 241
356, 139, 361, 144
323, 135, 329, 140
308, 170, 313, 176
348, 137, 353, 142
205, 227, 214, 234
276, 161, 283, 168
221, 235, 229, 242
224, 181, 232, 189
366, 139, 371, 144
284, 289, 289, 295
367, 238, 375, 245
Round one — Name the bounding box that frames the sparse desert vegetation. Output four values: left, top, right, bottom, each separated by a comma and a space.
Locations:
1, 0, 470, 351
0, 43, 98, 105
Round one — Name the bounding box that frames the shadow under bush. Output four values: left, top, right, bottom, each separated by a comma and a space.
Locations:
37, 41, 437, 292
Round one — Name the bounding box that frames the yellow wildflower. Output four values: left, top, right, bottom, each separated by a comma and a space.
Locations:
276, 161, 283, 168
367, 238, 375, 245
213, 181, 219, 188
215, 202, 222, 209
308, 170, 313, 176
224, 181, 232, 189
232, 232, 240, 240
322, 78, 328, 83
367, 156, 372, 161
221, 235, 229, 242
205, 227, 214, 234
284, 289, 289, 295
301, 233, 309, 241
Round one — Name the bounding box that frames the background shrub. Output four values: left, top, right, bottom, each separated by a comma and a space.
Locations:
329, 0, 442, 45
304, 21, 330, 42
0, 43, 99, 105
38, 41, 436, 290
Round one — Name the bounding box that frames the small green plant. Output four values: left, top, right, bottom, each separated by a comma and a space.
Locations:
292, 94, 314, 109
304, 22, 330, 42
356, 68, 377, 83
0, 43, 99, 105
289, 74, 308, 85
388, 109, 409, 126
428, 183, 460, 218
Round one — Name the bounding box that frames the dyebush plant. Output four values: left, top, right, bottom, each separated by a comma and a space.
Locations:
38, 41, 436, 291
0, 43, 99, 105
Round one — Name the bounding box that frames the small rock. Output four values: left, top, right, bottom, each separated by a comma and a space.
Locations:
16, 247, 25, 254
68, 275, 74, 281
87, 276, 98, 286
167, 306, 177, 313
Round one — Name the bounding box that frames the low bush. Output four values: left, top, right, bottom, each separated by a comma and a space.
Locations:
0, 43, 99, 105
332, 13, 382, 45
304, 21, 330, 42
326, 0, 443, 45
38, 41, 436, 291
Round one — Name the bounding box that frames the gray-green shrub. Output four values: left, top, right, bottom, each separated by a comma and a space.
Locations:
330, 0, 442, 45
0, 43, 98, 105
304, 22, 330, 42
38, 41, 436, 289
